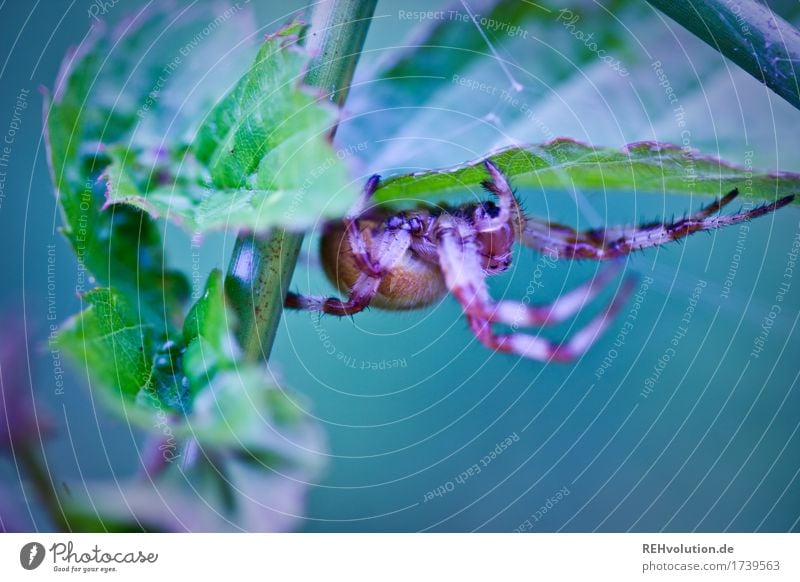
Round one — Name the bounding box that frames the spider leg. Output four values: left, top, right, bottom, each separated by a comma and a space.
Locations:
285, 228, 411, 316
467, 277, 633, 362
345, 174, 384, 276
499, 262, 623, 327
520, 189, 795, 260
436, 217, 634, 362
479, 160, 531, 237
478, 160, 514, 230
284, 274, 375, 316
437, 217, 622, 327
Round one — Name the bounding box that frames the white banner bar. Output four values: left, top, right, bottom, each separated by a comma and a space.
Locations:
1, 533, 798, 581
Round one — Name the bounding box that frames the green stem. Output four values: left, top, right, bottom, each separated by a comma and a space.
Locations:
225, 0, 377, 362
304, 0, 378, 106
226, 233, 304, 361
646, 0, 800, 111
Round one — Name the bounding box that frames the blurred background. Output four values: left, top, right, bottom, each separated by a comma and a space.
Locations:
1, 0, 799, 532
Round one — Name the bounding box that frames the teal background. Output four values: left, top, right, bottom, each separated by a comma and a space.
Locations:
1, 0, 799, 532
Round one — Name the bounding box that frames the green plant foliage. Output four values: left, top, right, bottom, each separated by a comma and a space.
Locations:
342, 0, 800, 208
196, 22, 310, 185
104, 21, 358, 233
55, 285, 201, 413
56, 272, 324, 531
44, 14, 193, 330
55, 267, 317, 447
373, 140, 800, 206
44, 0, 800, 534
49, 7, 350, 418
62, 364, 323, 532
56, 289, 154, 402
56, 271, 240, 414
104, 144, 354, 233
179, 367, 316, 456
181, 270, 240, 392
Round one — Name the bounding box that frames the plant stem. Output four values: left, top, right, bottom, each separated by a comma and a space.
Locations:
226, 0, 377, 363
304, 0, 378, 106
647, 0, 800, 111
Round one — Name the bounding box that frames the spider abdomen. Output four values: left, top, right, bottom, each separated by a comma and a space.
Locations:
320, 223, 447, 311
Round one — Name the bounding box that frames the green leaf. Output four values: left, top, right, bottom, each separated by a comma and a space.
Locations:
56, 284, 196, 414
63, 458, 313, 532
78, 6, 257, 148
194, 22, 310, 186
45, 39, 99, 194
56, 289, 154, 402
105, 21, 358, 232
45, 16, 190, 330
104, 142, 355, 233
182, 270, 240, 391
373, 140, 800, 206
341, 1, 800, 194
183, 270, 226, 344
56, 270, 282, 417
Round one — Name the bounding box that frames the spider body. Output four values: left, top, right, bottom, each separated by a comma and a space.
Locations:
318, 198, 517, 311
319, 216, 448, 311
286, 162, 794, 362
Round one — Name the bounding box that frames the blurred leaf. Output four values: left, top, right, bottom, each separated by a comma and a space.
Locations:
64, 365, 323, 532
374, 140, 800, 206
183, 367, 319, 460
64, 461, 311, 532
341, 0, 633, 170
340, 0, 800, 196
56, 289, 154, 402
105, 21, 358, 232
44, 14, 192, 330
647, 0, 800, 111
182, 270, 240, 392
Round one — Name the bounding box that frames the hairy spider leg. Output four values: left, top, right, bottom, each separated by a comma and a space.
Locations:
465, 276, 633, 362
344, 174, 384, 276
478, 160, 514, 230
436, 216, 634, 362
285, 228, 412, 316
436, 216, 621, 326
520, 189, 795, 260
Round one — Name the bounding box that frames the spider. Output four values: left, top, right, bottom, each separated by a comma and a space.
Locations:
285, 161, 794, 362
